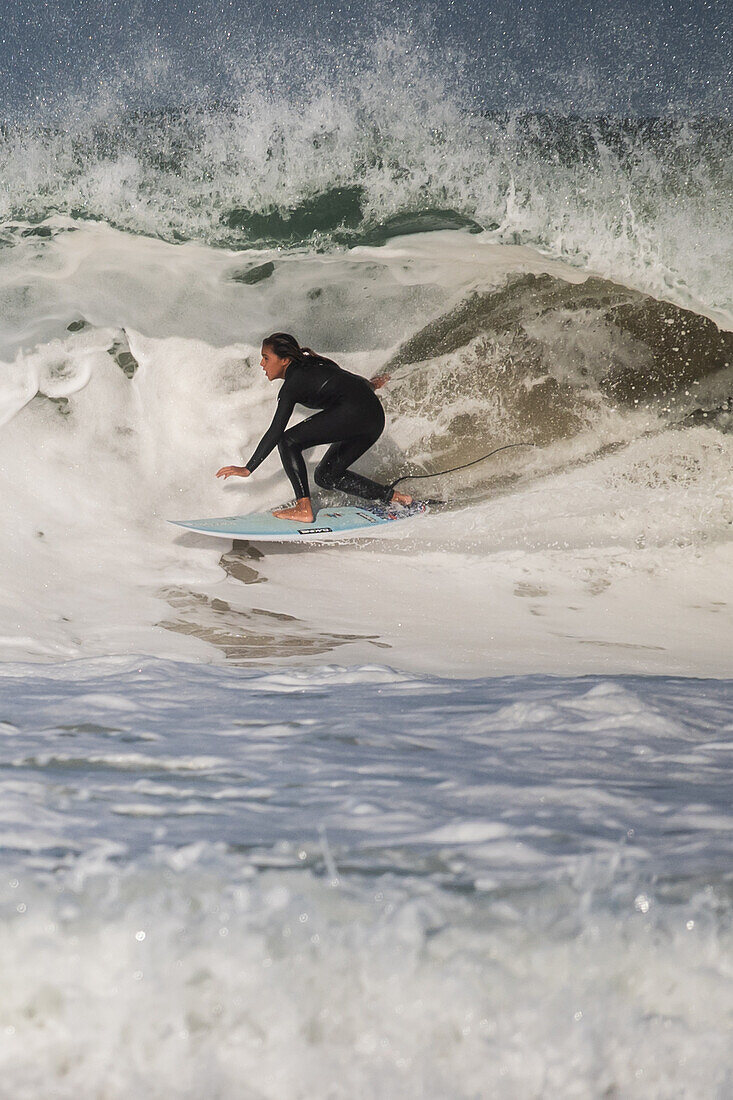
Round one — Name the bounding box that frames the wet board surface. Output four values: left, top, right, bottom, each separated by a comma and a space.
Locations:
170, 501, 430, 542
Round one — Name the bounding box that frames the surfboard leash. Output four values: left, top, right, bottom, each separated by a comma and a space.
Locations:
387, 442, 536, 492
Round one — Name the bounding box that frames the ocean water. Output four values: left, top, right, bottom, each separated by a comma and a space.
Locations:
2, 658, 732, 1097
1, 27, 732, 1098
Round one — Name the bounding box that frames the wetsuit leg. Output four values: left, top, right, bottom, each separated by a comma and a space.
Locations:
277, 402, 390, 503
314, 437, 392, 502
277, 434, 310, 500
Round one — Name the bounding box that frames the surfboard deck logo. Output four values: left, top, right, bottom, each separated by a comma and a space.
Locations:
170, 501, 429, 542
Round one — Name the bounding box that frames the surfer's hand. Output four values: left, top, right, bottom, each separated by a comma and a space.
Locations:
216, 466, 250, 479
369, 374, 390, 390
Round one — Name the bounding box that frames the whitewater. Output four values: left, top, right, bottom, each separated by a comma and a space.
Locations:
1, 45, 732, 1097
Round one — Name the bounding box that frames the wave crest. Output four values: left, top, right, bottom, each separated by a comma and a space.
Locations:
0, 33, 730, 312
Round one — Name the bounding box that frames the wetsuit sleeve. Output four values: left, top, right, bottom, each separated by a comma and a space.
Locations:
245, 385, 297, 472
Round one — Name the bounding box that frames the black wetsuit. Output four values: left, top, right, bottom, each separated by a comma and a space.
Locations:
245, 354, 393, 503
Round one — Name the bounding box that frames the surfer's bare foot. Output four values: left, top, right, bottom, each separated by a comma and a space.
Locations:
272, 498, 315, 523
390, 490, 413, 506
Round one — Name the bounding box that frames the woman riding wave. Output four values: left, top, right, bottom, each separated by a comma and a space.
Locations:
216, 332, 413, 522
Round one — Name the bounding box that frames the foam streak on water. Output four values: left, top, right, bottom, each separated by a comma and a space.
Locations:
0, 657, 732, 1097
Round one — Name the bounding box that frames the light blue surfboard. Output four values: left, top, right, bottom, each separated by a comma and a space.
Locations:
170, 501, 430, 542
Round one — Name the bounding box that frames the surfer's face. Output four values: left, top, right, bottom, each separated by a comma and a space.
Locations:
260, 346, 290, 381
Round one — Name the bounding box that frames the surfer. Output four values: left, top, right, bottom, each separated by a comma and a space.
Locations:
216, 333, 413, 522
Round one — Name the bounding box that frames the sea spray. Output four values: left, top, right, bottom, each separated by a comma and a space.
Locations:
1, 30, 730, 311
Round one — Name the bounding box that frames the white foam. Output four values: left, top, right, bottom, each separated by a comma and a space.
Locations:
0, 222, 730, 675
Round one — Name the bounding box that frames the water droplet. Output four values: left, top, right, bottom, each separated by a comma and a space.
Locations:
634, 893, 650, 914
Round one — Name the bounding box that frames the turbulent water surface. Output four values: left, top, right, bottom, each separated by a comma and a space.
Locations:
2, 658, 733, 1096
1, 32, 732, 1098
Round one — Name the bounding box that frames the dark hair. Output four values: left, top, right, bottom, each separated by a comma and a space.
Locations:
262, 332, 316, 363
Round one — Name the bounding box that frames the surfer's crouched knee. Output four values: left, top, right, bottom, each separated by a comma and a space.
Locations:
313, 462, 337, 490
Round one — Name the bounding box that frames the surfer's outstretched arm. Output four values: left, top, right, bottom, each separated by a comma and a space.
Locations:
244, 390, 297, 473
216, 389, 296, 481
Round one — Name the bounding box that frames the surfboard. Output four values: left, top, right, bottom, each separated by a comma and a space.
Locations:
170, 500, 430, 542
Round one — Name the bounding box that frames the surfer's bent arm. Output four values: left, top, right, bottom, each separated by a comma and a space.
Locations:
245, 390, 296, 473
